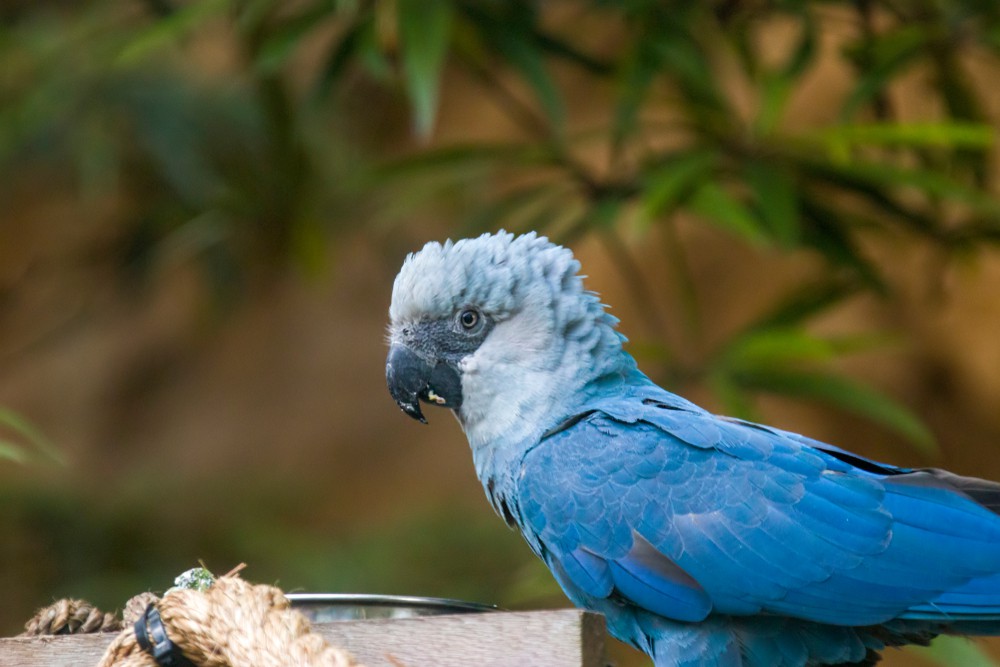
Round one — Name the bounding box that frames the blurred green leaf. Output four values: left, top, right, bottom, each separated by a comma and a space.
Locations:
800, 157, 1000, 235
756, 73, 793, 138
689, 182, 768, 244
311, 15, 370, 100
0, 441, 28, 464
256, 6, 332, 74
374, 142, 552, 182
463, 182, 572, 234
493, 35, 564, 132
117, 0, 231, 65
640, 149, 717, 223
744, 278, 860, 332
709, 372, 761, 422
459, 3, 565, 132
744, 160, 799, 247
798, 195, 887, 290
532, 30, 611, 76
0, 408, 62, 465
935, 48, 985, 127
841, 24, 927, 119
912, 635, 997, 667
652, 22, 727, 117
810, 122, 994, 151
398, 0, 453, 139
565, 195, 624, 240
613, 38, 659, 149
779, 10, 818, 81
612, 7, 684, 147
753, 10, 816, 135
733, 368, 936, 453
724, 328, 839, 367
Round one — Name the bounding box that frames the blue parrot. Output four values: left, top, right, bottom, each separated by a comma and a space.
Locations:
385, 231, 1000, 666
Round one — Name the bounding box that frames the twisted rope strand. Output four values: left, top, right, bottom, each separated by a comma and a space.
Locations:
97, 576, 360, 667
20, 599, 120, 636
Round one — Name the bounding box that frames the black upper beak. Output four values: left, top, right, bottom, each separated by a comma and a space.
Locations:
386, 344, 464, 423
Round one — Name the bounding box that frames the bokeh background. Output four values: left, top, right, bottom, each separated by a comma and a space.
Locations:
4, 2, 1000, 665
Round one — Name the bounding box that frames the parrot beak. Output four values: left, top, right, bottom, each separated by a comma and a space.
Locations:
386, 344, 463, 423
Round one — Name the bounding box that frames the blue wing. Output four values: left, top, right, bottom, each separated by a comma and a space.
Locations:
516, 387, 1000, 629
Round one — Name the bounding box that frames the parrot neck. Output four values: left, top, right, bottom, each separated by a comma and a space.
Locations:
455, 276, 644, 492
463, 331, 642, 489
468, 350, 649, 526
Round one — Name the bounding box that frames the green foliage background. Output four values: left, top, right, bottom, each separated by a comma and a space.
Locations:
3, 1, 1000, 664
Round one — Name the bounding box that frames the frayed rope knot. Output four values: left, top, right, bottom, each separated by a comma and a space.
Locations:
22, 573, 360, 667
99, 575, 360, 667
20, 599, 121, 636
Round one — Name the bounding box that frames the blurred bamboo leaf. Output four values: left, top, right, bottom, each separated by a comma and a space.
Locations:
744, 278, 861, 332
117, 0, 231, 65
744, 160, 800, 247
612, 32, 659, 148
640, 148, 717, 223
398, 0, 453, 139
753, 9, 816, 135
912, 636, 997, 667
651, 19, 727, 118
689, 182, 768, 244
563, 194, 624, 242
809, 122, 995, 152
804, 158, 1000, 218
463, 182, 570, 234
459, 2, 565, 133
841, 24, 927, 120
372, 142, 557, 190
724, 328, 840, 367
733, 367, 935, 453
797, 195, 887, 290
0, 408, 63, 465
311, 15, 372, 100
709, 276, 935, 453
612, 6, 688, 145
0, 442, 27, 465
256, 5, 333, 74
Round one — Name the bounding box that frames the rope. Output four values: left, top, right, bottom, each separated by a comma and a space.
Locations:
18, 572, 361, 667
97, 575, 360, 667
20, 599, 121, 636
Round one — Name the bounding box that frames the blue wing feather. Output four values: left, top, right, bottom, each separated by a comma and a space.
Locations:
609, 534, 712, 622
516, 386, 1000, 634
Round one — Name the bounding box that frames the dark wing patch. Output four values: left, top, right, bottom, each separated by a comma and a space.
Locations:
891, 468, 1000, 516
608, 532, 712, 622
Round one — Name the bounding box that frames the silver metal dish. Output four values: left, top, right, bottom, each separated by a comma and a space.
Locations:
286, 593, 499, 622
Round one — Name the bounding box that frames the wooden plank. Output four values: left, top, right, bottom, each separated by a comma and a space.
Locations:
0, 609, 606, 667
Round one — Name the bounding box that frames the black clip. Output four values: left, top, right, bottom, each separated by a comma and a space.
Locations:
134, 603, 196, 667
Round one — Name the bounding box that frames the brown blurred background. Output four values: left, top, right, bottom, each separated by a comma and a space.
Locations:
4, 2, 1000, 665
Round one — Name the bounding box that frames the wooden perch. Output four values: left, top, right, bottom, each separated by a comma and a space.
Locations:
0, 609, 607, 667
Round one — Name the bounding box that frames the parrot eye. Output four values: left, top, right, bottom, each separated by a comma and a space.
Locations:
458, 308, 481, 332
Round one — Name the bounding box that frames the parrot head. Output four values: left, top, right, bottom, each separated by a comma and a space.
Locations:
386, 231, 625, 446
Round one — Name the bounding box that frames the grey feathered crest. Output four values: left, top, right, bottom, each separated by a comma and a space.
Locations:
390, 232, 618, 338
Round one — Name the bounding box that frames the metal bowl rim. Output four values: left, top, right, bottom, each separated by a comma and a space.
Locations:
286, 593, 498, 612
